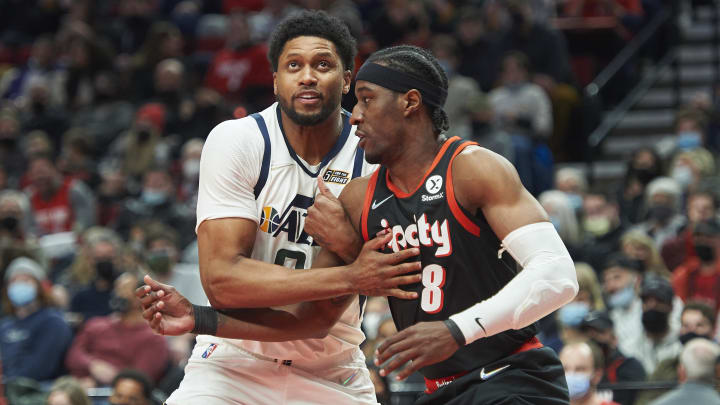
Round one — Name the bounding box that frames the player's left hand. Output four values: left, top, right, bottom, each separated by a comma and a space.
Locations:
375, 321, 460, 380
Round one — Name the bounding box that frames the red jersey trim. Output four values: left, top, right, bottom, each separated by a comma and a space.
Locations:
446, 141, 481, 237
386, 136, 460, 198
361, 169, 381, 241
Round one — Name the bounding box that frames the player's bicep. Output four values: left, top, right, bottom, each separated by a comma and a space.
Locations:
454, 148, 548, 240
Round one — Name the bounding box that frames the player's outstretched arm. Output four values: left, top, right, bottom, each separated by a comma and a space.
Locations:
374, 147, 578, 380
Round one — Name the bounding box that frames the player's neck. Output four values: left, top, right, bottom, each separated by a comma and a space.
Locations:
280, 108, 344, 165
385, 132, 442, 194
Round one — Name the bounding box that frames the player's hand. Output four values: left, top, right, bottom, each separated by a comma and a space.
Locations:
374, 321, 460, 380
347, 231, 422, 299
135, 275, 195, 336
305, 177, 362, 262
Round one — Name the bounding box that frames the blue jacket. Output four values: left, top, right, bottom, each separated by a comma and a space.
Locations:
0, 308, 72, 381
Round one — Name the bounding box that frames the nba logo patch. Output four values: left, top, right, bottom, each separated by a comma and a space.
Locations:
202, 343, 218, 359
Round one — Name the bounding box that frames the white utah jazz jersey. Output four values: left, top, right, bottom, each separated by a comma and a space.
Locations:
196, 102, 376, 361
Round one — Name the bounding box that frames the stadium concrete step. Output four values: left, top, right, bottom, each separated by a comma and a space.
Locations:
655, 63, 718, 87
611, 109, 676, 136
676, 44, 720, 65
635, 86, 711, 109
555, 160, 627, 189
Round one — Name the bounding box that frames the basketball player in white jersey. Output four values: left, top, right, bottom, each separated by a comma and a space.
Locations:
137, 11, 423, 405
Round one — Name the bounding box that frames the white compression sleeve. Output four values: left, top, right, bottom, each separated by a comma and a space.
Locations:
449, 222, 578, 345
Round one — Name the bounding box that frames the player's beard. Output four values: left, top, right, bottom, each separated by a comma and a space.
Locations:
278, 91, 340, 127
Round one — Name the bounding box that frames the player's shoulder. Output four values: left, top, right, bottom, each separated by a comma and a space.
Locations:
453, 143, 515, 179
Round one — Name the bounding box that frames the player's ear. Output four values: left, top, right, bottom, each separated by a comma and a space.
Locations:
342, 70, 352, 95
273, 72, 278, 95
402, 89, 422, 117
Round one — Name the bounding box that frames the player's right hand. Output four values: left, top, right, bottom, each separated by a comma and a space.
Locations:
135, 275, 195, 336
348, 231, 422, 299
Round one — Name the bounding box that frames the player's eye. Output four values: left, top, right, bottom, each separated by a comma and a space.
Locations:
363, 97, 370, 104
288, 61, 299, 69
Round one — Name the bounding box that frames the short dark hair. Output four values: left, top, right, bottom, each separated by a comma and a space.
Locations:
112, 369, 153, 400
365, 45, 450, 135
267, 10, 357, 72
682, 301, 717, 328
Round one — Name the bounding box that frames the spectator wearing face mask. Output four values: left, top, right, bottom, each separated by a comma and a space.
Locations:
632, 177, 685, 250
634, 301, 716, 405
0, 190, 43, 274
672, 220, 720, 314
176, 138, 203, 211
65, 272, 169, 387
618, 148, 663, 225
0, 257, 72, 381
602, 254, 644, 349
559, 341, 620, 405
621, 231, 670, 278
113, 168, 194, 249
558, 263, 606, 345
108, 369, 153, 405
68, 227, 125, 323
624, 275, 682, 375
657, 109, 709, 158
555, 168, 588, 214
661, 191, 717, 271
580, 311, 646, 405
649, 338, 720, 405
25, 155, 96, 236
668, 149, 715, 196
576, 192, 626, 272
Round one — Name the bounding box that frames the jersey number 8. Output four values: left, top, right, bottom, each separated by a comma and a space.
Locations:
421, 264, 446, 313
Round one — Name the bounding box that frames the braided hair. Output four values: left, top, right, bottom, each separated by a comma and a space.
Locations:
365, 45, 450, 135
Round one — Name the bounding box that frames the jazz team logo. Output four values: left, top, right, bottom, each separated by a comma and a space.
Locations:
259, 206, 280, 232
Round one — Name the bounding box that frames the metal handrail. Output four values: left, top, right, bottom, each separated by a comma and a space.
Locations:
585, 7, 673, 98
588, 49, 678, 149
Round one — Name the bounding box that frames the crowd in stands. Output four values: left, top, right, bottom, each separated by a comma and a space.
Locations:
1, 0, 720, 404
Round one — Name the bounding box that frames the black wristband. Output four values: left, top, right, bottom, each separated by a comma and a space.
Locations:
191, 305, 218, 335
444, 319, 466, 347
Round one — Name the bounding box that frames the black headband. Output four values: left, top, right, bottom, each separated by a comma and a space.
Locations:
355, 62, 448, 108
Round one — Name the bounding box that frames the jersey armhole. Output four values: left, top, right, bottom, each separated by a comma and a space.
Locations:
360, 169, 381, 241
250, 113, 272, 198
447, 141, 482, 237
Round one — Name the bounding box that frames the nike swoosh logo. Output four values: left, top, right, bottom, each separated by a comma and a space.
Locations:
475, 318, 487, 335
371, 195, 393, 210
480, 364, 510, 380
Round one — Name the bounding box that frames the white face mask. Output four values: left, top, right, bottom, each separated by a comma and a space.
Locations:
671, 165, 693, 188
183, 159, 201, 179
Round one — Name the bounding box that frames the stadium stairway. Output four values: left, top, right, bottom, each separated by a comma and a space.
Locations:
557, 4, 720, 190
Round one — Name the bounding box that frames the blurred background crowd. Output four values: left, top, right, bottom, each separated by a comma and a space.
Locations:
1, 0, 720, 404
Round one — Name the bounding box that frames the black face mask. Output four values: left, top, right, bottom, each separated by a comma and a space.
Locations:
642, 309, 670, 334
0, 216, 19, 232
679, 331, 712, 345
591, 338, 612, 358
109, 295, 131, 314
95, 260, 117, 283
146, 250, 172, 276
137, 130, 152, 143
632, 167, 657, 185
0, 138, 17, 149
648, 205, 674, 223
694, 243, 716, 263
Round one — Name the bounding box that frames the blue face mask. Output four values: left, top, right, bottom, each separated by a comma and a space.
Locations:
565, 372, 591, 399
8, 281, 37, 307
565, 193, 583, 213
558, 302, 590, 327
676, 131, 702, 150
141, 189, 167, 206
608, 284, 635, 309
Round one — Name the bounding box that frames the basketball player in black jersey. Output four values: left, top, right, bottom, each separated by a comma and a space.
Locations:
139, 45, 578, 404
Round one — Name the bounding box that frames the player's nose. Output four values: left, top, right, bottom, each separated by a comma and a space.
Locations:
349, 104, 363, 125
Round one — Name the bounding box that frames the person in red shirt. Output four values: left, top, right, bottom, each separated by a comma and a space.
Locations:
65, 272, 169, 387
672, 220, 720, 315
25, 155, 96, 236
560, 340, 620, 405
203, 11, 273, 110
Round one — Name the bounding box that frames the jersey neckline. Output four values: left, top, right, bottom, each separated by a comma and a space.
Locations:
275, 104, 352, 178
385, 136, 460, 198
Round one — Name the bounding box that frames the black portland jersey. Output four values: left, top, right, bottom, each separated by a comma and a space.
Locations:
360, 137, 536, 379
